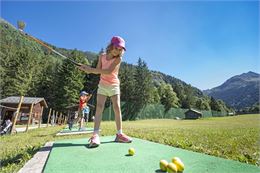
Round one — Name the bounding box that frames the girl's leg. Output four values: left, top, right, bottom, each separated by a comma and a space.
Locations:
93, 94, 107, 134
79, 117, 81, 129
85, 113, 89, 125
80, 117, 84, 129
111, 94, 122, 131
89, 94, 107, 147
111, 94, 132, 143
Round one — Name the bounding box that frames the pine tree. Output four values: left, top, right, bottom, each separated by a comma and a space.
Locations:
32, 55, 61, 108
1, 46, 41, 96
129, 58, 152, 120
210, 97, 220, 111
0, 40, 18, 97
53, 50, 89, 111
172, 84, 185, 107
119, 63, 136, 120
181, 85, 196, 109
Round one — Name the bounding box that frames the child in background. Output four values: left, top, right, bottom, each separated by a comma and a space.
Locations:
78, 91, 92, 131
67, 112, 74, 130
78, 36, 132, 147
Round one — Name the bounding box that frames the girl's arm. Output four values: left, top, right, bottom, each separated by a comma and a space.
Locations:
96, 54, 102, 70
78, 56, 122, 75
86, 94, 92, 102
78, 54, 102, 73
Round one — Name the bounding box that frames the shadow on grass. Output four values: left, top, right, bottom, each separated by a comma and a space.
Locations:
155, 169, 182, 173
53, 143, 87, 147
52, 140, 115, 149
155, 169, 166, 173
125, 154, 132, 157
37, 145, 52, 152
0, 146, 40, 168
86, 140, 115, 148
60, 129, 94, 133
101, 140, 114, 144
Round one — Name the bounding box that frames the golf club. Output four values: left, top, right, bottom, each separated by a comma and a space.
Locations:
17, 21, 81, 66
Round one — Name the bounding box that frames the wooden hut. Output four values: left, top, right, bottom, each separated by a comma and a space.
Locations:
185, 109, 202, 119
0, 96, 48, 125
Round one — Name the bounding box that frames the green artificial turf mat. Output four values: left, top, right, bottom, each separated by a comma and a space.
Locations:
43, 136, 259, 173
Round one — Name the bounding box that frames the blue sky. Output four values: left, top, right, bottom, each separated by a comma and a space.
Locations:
1, 0, 259, 90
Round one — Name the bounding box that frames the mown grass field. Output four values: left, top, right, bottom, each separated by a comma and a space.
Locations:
0, 114, 259, 173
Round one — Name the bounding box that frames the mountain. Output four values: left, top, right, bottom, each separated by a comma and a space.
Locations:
203, 71, 260, 110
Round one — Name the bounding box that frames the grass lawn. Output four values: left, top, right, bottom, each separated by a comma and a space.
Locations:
0, 114, 259, 173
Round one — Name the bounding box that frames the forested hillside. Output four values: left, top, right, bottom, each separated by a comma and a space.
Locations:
0, 18, 232, 120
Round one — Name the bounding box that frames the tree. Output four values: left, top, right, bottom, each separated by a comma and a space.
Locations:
148, 86, 160, 104
53, 50, 89, 111
195, 98, 210, 110
119, 63, 136, 120
0, 41, 17, 98
210, 97, 230, 113
130, 58, 153, 120
120, 58, 153, 120
172, 84, 185, 106
1, 46, 43, 96
180, 85, 196, 109
158, 83, 179, 113
210, 97, 220, 111
250, 102, 260, 113
32, 55, 61, 108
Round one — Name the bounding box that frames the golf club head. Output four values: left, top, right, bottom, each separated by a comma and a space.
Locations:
17, 20, 26, 31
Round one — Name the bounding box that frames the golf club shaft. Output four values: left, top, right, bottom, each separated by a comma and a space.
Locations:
19, 30, 81, 66
87, 103, 95, 108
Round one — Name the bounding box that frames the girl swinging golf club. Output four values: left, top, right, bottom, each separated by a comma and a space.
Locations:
78, 36, 132, 147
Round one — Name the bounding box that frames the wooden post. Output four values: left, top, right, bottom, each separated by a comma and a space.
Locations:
38, 106, 44, 128
55, 111, 59, 124
11, 96, 24, 134
26, 103, 34, 132
66, 110, 69, 125
60, 113, 63, 125
60, 114, 63, 124
63, 116, 66, 125
52, 110, 56, 126
58, 113, 62, 125
64, 115, 66, 125
61, 114, 65, 124
58, 113, 61, 125
46, 108, 52, 127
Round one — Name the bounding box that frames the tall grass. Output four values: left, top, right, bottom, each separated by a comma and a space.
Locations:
0, 114, 259, 173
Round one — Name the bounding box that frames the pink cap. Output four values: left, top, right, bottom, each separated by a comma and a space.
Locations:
111, 36, 126, 51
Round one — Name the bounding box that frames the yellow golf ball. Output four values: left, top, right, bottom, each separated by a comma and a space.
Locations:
128, 148, 135, 156
159, 160, 168, 171
172, 157, 185, 172
167, 162, 178, 173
